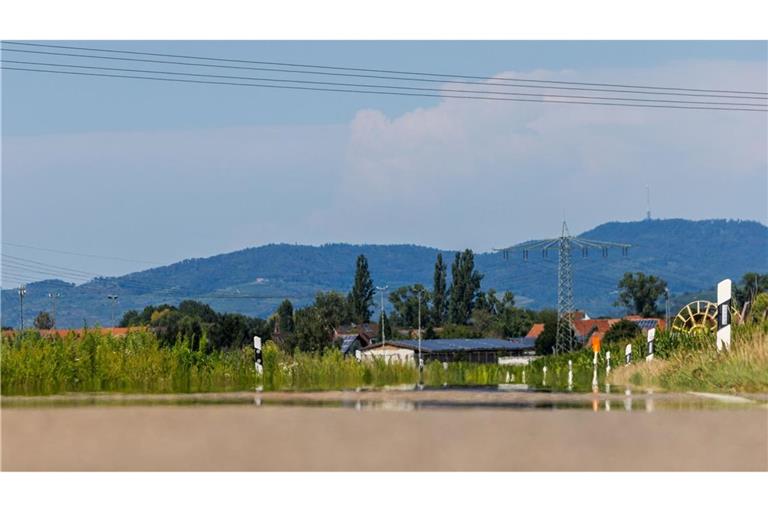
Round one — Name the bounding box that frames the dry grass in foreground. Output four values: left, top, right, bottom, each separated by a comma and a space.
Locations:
609, 325, 768, 393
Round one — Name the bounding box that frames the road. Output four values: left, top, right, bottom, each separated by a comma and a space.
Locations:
2, 396, 766, 470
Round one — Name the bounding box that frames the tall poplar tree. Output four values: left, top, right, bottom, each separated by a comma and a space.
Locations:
349, 254, 374, 323
432, 253, 447, 326
448, 249, 483, 325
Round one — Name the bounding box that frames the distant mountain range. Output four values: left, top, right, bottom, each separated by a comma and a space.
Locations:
3, 218, 766, 328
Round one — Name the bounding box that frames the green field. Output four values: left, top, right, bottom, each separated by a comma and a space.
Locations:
0, 330, 512, 395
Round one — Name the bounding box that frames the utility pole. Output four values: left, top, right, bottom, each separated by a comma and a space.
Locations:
417, 288, 423, 372
107, 294, 119, 327
497, 220, 631, 354
18, 284, 27, 330
376, 286, 388, 345
48, 292, 61, 328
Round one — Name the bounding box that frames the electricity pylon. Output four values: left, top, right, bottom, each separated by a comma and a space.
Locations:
498, 221, 631, 354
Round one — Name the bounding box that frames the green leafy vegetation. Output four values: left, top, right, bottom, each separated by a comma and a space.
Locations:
1, 330, 514, 396
615, 272, 668, 317
1, 329, 256, 396
526, 320, 768, 393
608, 323, 768, 393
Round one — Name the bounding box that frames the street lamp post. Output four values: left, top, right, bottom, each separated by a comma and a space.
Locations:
48, 292, 61, 329
18, 285, 27, 330
417, 288, 424, 384
107, 295, 119, 327
375, 285, 388, 348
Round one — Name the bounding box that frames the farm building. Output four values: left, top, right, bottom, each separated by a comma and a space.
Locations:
359, 337, 536, 365
334, 323, 380, 356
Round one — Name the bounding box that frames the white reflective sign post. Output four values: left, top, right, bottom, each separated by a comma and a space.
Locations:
625, 344, 632, 366
254, 336, 263, 374
717, 279, 732, 352
646, 328, 655, 362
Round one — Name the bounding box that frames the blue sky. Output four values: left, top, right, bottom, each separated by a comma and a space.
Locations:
2, 40, 767, 284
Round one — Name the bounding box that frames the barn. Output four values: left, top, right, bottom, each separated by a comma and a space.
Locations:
359, 337, 536, 364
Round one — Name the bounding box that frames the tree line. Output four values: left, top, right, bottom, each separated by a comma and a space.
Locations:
88, 257, 768, 355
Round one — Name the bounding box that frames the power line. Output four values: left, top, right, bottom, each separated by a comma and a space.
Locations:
4, 47, 767, 102
5, 59, 765, 108
5, 41, 767, 97
2, 241, 163, 265
4, 66, 766, 113
2, 254, 101, 278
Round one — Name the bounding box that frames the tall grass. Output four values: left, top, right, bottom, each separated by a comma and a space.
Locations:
2, 331, 515, 396
510, 323, 768, 392
609, 323, 768, 393
1, 329, 255, 395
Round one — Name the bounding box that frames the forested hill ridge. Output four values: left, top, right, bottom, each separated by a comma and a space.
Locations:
2, 218, 766, 328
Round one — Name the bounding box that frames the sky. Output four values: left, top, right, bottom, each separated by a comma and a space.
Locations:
2, 40, 767, 285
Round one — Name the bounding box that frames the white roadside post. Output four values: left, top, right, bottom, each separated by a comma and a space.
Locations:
443, 361, 448, 387
254, 336, 263, 373
542, 366, 548, 387
625, 343, 632, 366
567, 360, 573, 390
717, 279, 732, 352
606, 351, 611, 376
592, 351, 599, 389
646, 328, 656, 362
253, 336, 263, 400
522, 369, 526, 384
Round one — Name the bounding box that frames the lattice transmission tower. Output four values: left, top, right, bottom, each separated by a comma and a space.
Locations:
498, 221, 631, 354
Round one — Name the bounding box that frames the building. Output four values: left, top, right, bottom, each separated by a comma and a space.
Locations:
334, 323, 380, 356
359, 337, 536, 365
525, 314, 667, 347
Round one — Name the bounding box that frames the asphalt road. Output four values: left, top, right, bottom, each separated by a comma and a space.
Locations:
3, 402, 766, 470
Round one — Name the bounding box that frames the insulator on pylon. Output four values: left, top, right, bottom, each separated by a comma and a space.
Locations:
542, 249, 548, 258
602, 247, 608, 257
582, 248, 588, 257
523, 249, 528, 261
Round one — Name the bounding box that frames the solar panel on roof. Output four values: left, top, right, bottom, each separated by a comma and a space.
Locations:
633, 319, 659, 329
383, 338, 535, 352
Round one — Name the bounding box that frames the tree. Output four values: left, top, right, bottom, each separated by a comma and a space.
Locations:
349, 254, 374, 323
388, 284, 429, 329
448, 249, 483, 325
734, 273, 768, 307
432, 254, 448, 326
293, 306, 333, 353
34, 311, 54, 330
615, 272, 668, 317
314, 291, 351, 328
276, 299, 295, 334
534, 310, 558, 355
603, 319, 641, 345
748, 292, 768, 322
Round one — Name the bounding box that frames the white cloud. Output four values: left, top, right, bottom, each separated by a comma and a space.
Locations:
3, 59, 766, 267
307, 59, 767, 248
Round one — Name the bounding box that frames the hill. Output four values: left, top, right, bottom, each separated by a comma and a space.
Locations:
2, 218, 766, 328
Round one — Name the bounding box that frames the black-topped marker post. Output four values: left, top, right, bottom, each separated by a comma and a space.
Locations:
717, 279, 732, 352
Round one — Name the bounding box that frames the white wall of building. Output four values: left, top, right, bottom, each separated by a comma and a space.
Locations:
361, 345, 415, 365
